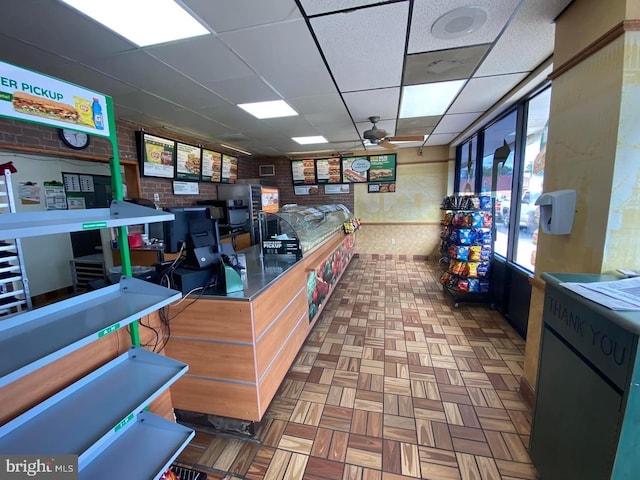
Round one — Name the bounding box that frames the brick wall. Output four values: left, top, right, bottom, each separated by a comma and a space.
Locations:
0, 116, 354, 212
254, 156, 355, 213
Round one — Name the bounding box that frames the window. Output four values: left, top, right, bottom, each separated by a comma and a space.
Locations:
481, 110, 517, 258
457, 138, 477, 194
513, 88, 550, 271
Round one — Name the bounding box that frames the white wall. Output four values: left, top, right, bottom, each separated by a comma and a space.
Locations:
0, 152, 116, 296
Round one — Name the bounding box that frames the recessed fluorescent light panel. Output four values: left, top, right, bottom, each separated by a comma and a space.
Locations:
238, 100, 298, 119
399, 80, 465, 118
220, 144, 252, 156
292, 136, 328, 145
60, 0, 210, 47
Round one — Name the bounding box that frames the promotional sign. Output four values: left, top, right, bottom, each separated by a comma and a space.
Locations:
341, 156, 369, 183
292, 159, 316, 185
294, 185, 319, 195
221, 154, 238, 183
261, 187, 279, 213
262, 239, 302, 259
315, 158, 341, 184
201, 148, 222, 182
0, 60, 110, 137
368, 154, 396, 182
137, 132, 175, 178
175, 142, 202, 181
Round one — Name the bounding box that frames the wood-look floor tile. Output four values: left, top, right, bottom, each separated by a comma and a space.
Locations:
494, 459, 539, 479
211, 439, 245, 471
305, 456, 345, 480
312, 427, 334, 458
176, 444, 205, 464
383, 438, 402, 474
342, 464, 364, 480
451, 437, 492, 457
282, 452, 309, 480
346, 447, 383, 469
419, 463, 461, 480
262, 449, 291, 480
199, 437, 232, 466
400, 442, 421, 478
501, 432, 531, 463
329, 430, 350, 462
228, 440, 261, 476
432, 422, 454, 451
443, 402, 464, 426
456, 452, 481, 480
474, 456, 501, 480
284, 422, 317, 439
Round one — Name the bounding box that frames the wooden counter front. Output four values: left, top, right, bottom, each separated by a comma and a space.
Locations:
165, 230, 355, 422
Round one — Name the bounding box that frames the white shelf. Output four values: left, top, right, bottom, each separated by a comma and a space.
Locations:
0, 200, 174, 240
79, 411, 194, 480
0, 277, 181, 387
0, 347, 189, 467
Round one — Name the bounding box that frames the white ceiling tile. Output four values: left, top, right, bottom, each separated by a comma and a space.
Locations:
0, 0, 135, 60
299, 0, 395, 16
203, 76, 280, 104
146, 36, 253, 83
474, 0, 571, 77
408, 0, 520, 54
0, 35, 70, 73
115, 92, 184, 119
432, 112, 483, 134
45, 63, 137, 98
342, 88, 401, 123
396, 116, 441, 134
310, 2, 409, 91
425, 132, 458, 145
183, 0, 301, 33
403, 45, 489, 85
221, 19, 336, 98
447, 73, 528, 114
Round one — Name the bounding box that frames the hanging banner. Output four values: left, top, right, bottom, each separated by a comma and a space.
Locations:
0, 60, 110, 137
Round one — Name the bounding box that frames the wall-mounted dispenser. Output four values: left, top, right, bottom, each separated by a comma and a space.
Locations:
534, 189, 577, 235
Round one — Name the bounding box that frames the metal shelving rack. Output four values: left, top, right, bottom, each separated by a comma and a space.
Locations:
0, 170, 31, 316
0, 59, 193, 480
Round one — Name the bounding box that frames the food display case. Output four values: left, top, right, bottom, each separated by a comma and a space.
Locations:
260, 204, 352, 256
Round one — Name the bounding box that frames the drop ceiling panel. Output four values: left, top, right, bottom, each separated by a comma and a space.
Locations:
199, 104, 281, 137
432, 112, 483, 134
261, 116, 318, 136
183, 0, 301, 33
287, 94, 348, 118
447, 73, 528, 114
342, 88, 401, 124
403, 45, 490, 85
161, 109, 236, 136
310, 2, 409, 92
425, 132, 458, 145
44, 63, 138, 98
146, 36, 253, 83
0, 0, 135, 61
474, 0, 570, 77
0, 35, 69, 73
408, 0, 519, 54
203, 76, 280, 105
115, 92, 185, 119
396, 116, 441, 135
299, 0, 396, 16
221, 19, 336, 98
84, 51, 228, 110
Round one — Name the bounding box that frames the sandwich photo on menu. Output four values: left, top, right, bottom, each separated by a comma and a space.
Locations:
12, 91, 80, 123
369, 169, 393, 181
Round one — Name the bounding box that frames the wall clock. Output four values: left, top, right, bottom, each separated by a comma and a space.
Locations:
59, 129, 90, 150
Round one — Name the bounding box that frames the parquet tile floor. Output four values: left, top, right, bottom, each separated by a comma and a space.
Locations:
174, 255, 538, 479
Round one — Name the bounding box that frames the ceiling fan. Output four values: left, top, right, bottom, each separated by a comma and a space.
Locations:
362, 116, 424, 150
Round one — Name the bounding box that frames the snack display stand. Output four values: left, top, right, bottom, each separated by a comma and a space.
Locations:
0, 60, 193, 479
439, 195, 493, 308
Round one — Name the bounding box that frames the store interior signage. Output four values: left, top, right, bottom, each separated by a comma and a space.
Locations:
291, 153, 396, 186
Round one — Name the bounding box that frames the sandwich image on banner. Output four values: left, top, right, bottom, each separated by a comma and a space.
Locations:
12, 91, 80, 123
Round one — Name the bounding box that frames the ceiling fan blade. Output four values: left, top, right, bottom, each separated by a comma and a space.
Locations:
388, 135, 424, 142
379, 140, 396, 150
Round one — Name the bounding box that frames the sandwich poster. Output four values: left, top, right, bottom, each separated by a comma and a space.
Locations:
369, 154, 396, 182
201, 149, 222, 182
315, 158, 341, 184
341, 156, 369, 183
221, 154, 238, 183
139, 132, 175, 178
291, 159, 316, 185
176, 142, 202, 181
0, 60, 110, 137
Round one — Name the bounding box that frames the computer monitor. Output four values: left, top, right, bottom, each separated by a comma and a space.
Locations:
163, 207, 221, 254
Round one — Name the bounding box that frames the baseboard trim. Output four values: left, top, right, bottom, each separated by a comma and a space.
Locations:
519, 376, 535, 409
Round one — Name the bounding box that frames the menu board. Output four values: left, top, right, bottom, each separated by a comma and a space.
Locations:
221, 154, 238, 183
294, 185, 319, 195
201, 149, 222, 182
341, 156, 369, 183
315, 158, 341, 184
291, 159, 316, 185
137, 132, 175, 178
368, 154, 397, 182
175, 142, 202, 181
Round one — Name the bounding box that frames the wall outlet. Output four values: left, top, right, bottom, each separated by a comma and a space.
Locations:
153, 193, 160, 202
391, 238, 396, 245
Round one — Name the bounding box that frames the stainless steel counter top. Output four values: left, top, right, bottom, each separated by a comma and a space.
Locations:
201, 245, 300, 301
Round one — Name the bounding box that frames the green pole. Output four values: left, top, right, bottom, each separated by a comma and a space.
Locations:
106, 96, 140, 346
